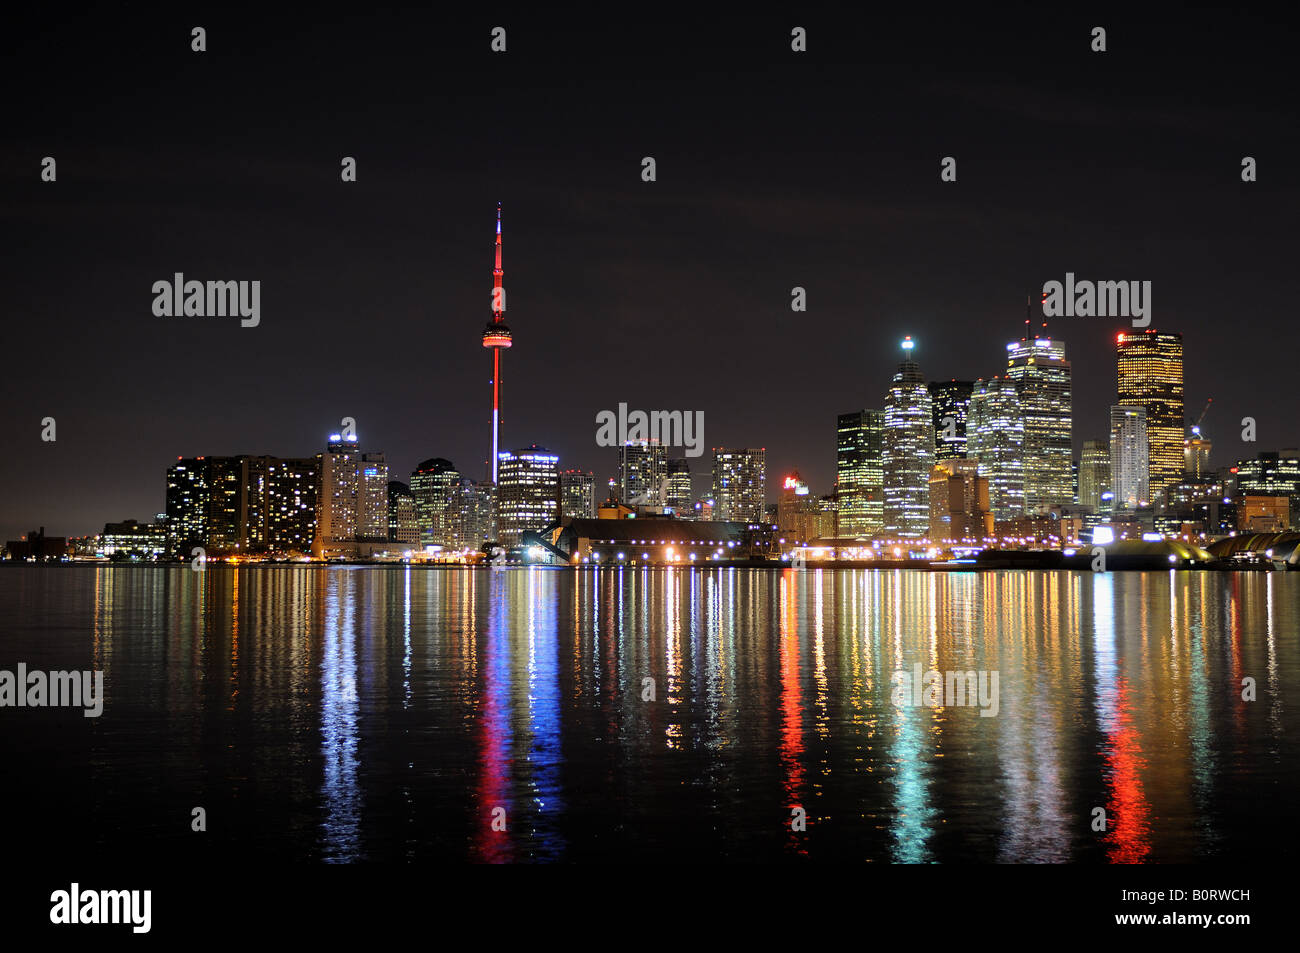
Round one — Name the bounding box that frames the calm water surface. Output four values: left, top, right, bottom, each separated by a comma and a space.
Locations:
2, 565, 1296, 863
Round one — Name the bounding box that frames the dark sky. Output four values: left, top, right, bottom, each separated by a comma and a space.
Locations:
3, 8, 1297, 540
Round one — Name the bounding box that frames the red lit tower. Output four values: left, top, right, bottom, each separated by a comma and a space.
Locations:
481, 203, 512, 483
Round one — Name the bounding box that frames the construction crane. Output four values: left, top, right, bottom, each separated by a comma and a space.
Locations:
1190, 398, 1213, 437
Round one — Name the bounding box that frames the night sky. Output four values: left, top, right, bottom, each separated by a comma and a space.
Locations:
3, 8, 1297, 540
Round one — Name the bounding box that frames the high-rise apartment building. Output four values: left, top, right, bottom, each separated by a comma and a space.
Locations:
387, 481, 420, 545
560, 469, 597, 520
617, 440, 668, 505
1110, 405, 1150, 509
712, 448, 767, 523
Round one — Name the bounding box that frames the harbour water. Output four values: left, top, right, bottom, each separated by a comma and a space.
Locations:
1, 565, 1296, 863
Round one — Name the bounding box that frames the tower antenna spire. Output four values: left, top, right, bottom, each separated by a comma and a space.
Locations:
481, 203, 513, 483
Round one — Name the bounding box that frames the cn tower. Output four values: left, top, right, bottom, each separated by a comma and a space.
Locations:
481, 203, 513, 483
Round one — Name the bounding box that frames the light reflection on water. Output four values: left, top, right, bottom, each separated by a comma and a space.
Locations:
1, 565, 1297, 863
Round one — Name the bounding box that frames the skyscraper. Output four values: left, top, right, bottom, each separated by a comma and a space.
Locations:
496, 446, 560, 546
929, 380, 974, 460
968, 377, 1025, 521
882, 337, 934, 538
1005, 336, 1073, 510
1110, 405, 1150, 510
712, 448, 766, 523
316, 435, 361, 558
617, 440, 668, 505
264, 457, 319, 554
387, 481, 419, 544
462, 479, 497, 548
560, 469, 597, 519
410, 458, 463, 548
1078, 439, 1111, 511
357, 452, 389, 540
836, 410, 885, 537
481, 204, 513, 484
663, 458, 694, 517
1117, 330, 1184, 502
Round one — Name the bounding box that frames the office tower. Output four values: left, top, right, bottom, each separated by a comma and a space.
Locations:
664, 459, 694, 517
836, 409, 885, 537
1117, 330, 1184, 502
462, 479, 497, 547
481, 204, 513, 483
265, 457, 319, 553
560, 469, 597, 519
711, 448, 767, 523
387, 481, 419, 544
357, 452, 389, 540
968, 377, 1025, 521
882, 337, 934, 537
1078, 439, 1112, 511
929, 380, 974, 460
496, 446, 560, 546
617, 440, 668, 505
1110, 405, 1150, 509
1005, 336, 1073, 510
927, 459, 992, 543
410, 458, 463, 548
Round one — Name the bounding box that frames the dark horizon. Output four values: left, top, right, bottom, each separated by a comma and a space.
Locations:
4, 8, 1298, 539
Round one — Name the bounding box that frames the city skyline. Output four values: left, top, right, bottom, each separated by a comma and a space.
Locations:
4, 12, 1297, 543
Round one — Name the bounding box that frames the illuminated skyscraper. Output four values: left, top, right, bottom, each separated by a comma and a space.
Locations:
664, 458, 694, 517
1110, 405, 1150, 509
496, 446, 560, 546
357, 452, 389, 540
560, 469, 597, 519
1117, 330, 1184, 501
387, 481, 419, 545
410, 458, 463, 548
882, 337, 934, 537
836, 410, 885, 537
617, 440, 667, 505
315, 435, 361, 558
712, 448, 766, 523
462, 479, 497, 547
968, 377, 1025, 520
929, 380, 974, 460
1005, 336, 1073, 510
481, 204, 512, 484
1078, 439, 1111, 511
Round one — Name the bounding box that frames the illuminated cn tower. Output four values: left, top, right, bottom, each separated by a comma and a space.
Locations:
482, 203, 512, 483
